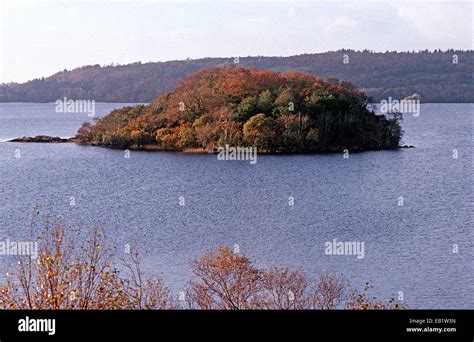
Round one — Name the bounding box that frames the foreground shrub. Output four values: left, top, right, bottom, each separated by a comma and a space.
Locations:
0, 221, 176, 309
185, 246, 403, 310
0, 223, 404, 310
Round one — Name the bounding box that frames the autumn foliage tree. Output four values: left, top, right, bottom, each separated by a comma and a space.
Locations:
185, 247, 262, 309
243, 114, 279, 152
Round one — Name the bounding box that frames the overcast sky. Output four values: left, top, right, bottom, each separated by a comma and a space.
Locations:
0, 0, 472, 83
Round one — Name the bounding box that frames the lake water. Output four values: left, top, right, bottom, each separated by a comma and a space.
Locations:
0, 102, 472, 309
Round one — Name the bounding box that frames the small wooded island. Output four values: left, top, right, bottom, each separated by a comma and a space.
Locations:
14, 67, 405, 153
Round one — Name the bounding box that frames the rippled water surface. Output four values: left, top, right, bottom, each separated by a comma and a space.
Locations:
0, 103, 472, 308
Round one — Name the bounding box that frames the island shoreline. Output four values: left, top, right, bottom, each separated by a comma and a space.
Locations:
7, 135, 415, 153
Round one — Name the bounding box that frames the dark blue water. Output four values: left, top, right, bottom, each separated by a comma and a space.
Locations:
0, 103, 472, 308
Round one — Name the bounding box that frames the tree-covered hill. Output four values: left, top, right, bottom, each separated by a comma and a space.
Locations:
75, 66, 402, 153
1, 50, 472, 103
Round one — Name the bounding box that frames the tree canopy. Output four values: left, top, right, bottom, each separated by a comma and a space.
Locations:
76, 66, 402, 153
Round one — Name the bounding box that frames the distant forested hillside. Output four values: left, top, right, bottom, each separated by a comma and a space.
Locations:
1, 50, 472, 103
